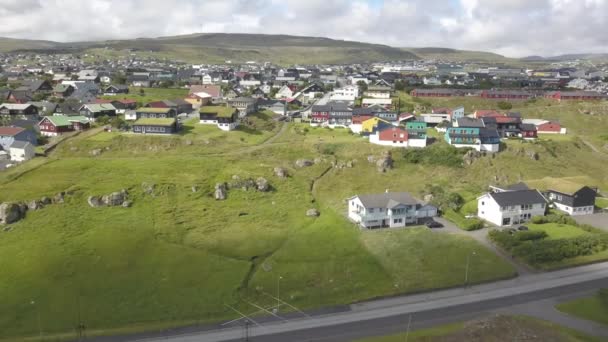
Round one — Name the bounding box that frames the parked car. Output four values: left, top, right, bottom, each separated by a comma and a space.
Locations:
517, 226, 529, 231
426, 220, 443, 228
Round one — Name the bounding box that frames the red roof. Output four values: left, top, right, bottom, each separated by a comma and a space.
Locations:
475, 110, 502, 118
117, 99, 137, 104
0, 126, 25, 136
494, 116, 520, 124
93, 99, 113, 104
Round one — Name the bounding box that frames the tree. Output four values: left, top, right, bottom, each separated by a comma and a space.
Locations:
394, 80, 405, 91
356, 80, 368, 92
139, 88, 145, 96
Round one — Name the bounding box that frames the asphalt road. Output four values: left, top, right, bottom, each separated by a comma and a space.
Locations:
133, 263, 608, 342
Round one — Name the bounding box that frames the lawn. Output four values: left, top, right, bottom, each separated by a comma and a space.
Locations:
527, 223, 590, 240
556, 289, 608, 326
596, 197, 608, 209
101, 87, 189, 105
1, 109, 608, 340
355, 315, 601, 342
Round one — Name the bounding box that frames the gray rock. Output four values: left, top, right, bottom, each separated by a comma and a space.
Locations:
274, 167, 288, 178
367, 155, 376, 163
184, 140, 193, 146
423, 194, 434, 203
40, 197, 52, 205
376, 151, 394, 172
526, 150, 539, 161
215, 183, 227, 200
53, 192, 65, 204
295, 159, 314, 168
0, 203, 24, 225
229, 178, 256, 191
122, 201, 132, 208
102, 190, 128, 207
256, 177, 270, 192
28, 200, 43, 211
90, 149, 102, 156
191, 186, 199, 193
87, 196, 102, 208
346, 160, 354, 168
306, 209, 320, 217
142, 182, 155, 196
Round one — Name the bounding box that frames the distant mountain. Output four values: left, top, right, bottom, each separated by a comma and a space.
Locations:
0, 33, 419, 64
401, 47, 514, 64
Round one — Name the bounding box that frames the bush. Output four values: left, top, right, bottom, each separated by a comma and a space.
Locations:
516, 230, 548, 241
531, 216, 548, 224
497, 101, 513, 110
402, 144, 466, 168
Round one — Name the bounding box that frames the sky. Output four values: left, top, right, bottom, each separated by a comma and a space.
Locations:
0, 0, 607, 57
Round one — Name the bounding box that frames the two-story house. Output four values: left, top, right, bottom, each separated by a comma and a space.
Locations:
546, 186, 598, 216
477, 188, 548, 226
348, 192, 437, 229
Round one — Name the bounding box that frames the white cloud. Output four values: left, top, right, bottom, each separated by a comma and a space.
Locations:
0, 0, 606, 57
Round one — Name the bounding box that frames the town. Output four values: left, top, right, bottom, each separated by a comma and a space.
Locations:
1, 20, 608, 342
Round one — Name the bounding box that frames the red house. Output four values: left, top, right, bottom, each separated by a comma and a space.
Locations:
520, 123, 538, 139
480, 90, 535, 100
310, 105, 330, 124
378, 126, 409, 145
545, 91, 607, 101
39, 115, 90, 137
537, 121, 563, 134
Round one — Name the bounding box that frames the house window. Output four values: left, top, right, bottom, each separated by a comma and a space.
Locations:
481, 201, 485, 206
369, 208, 375, 213
393, 218, 403, 224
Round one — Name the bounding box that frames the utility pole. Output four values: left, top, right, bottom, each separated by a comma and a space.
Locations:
405, 314, 412, 342
464, 251, 477, 287
244, 319, 250, 342
277, 276, 283, 312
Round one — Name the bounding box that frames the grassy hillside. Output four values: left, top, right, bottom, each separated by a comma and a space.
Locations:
0, 33, 418, 64
402, 47, 518, 64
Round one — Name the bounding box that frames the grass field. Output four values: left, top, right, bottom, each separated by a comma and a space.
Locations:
596, 197, 608, 209
101, 87, 189, 105
1, 106, 608, 340
356, 315, 601, 342
556, 290, 608, 326
527, 223, 590, 240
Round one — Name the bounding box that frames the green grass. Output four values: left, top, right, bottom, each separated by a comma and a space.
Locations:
596, 197, 608, 209
556, 290, 608, 326
102, 87, 189, 105
527, 223, 590, 240
2, 108, 608, 340
356, 315, 601, 342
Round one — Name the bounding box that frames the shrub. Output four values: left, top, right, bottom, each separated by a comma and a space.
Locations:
516, 230, 548, 241
532, 216, 548, 224
497, 101, 513, 110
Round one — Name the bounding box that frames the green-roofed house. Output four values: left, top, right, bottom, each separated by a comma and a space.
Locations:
132, 117, 178, 135
132, 107, 177, 121
38, 115, 91, 136
199, 105, 239, 131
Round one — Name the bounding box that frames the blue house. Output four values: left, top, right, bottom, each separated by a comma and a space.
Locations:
0, 126, 37, 151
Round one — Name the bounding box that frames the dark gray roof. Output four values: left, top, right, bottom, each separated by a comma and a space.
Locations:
520, 123, 537, 131
457, 117, 485, 128
356, 192, 420, 208
10, 140, 31, 149
507, 182, 530, 191
490, 190, 547, 207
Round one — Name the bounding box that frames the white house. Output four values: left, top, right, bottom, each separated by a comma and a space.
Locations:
275, 85, 295, 99
477, 189, 547, 226
9, 141, 35, 162
362, 98, 392, 109
348, 192, 437, 229
202, 74, 213, 85
546, 186, 597, 216
330, 86, 359, 102
239, 80, 261, 88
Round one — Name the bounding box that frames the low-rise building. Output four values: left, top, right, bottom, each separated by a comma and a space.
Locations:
132, 118, 178, 135
38, 115, 90, 136
348, 192, 437, 229
477, 188, 547, 226
199, 106, 239, 131
9, 141, 35, 162
546, 186, 598, 216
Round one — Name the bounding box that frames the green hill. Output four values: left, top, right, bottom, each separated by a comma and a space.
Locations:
0, 33, 419, 64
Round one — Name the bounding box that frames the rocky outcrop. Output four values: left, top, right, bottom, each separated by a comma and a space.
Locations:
87, 196, 103, 208
53, 192, 65, 204
376, 151, 394, 173
526, 150, 539, 161
295, 159, 314, 168
142, 182, 155, 196
90, 149, 102, 156
27, 200, 43, 211
306, 209, 320, 217
463, 150, 483, 166
256, 178, 270, 192
0, 202, 25, 225
274, 167, 288, 178
228, 178, 256, 191
214, 183, 227, 200
40, 197, 52, 206
88, 189, 130, 208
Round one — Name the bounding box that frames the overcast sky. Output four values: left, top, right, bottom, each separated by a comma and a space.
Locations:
0, 0, 606, 57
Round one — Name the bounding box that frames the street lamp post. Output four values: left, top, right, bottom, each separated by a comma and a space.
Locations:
30, 300, 42, 339
464, 251, 477, 287
277, 276, 283, 312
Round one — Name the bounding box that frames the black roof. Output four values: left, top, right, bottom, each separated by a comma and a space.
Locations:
457, 117, 485, 128
479, 128, 500, 138
490, 190, 547, 207
507, 182, 530, 191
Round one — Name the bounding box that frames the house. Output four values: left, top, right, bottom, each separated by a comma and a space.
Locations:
537, 121, 566, 134
546, 186, 598, 216
369, 121, 427, 148
0, 126, 37, 151
52, 84, 75, 98
7, 90, 33, 104
128, 75, 151, 87
258, 100, 287, 116
275, 85, 296, 99
28, 101, 57, 115
348, 192, 437, 229
190, 85, 222, 102
38, 115, 90, 136
132, 118, 178, 135
480, 90, 535, 100
477, 189, 548, 226
474, 110, 502, 119
362, 98, 392, 109
481, 115, 522, 138
445, 119, 501, 152
364, 86, 392, 99
330, 86, 359, 102
79, 104, 117, 121
519, 123, 538, 139
411, 88, 461, 97
185, 92, 213, 108
227, 97, 258, 117
545, 91, 607, 101
103, 84, 129, 95
146, 99, 193, 114
328, 104, 353, 127
133, 108, 177, 120
199, 106, 239, 131
0, 104, 40, 121
8, 141, 35, 162
20, 80, 53, 94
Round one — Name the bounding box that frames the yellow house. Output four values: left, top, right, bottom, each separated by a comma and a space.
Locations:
362, 117, 391, 133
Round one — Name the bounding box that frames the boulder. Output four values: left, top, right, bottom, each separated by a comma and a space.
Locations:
214, 183, 227, 200
463, 150, 482, 166
295, 159, 314, 168
101, 190, 128, 207
122, 201, 133, 208
184, 140, 193, 146
40, 197, 52, 205
306, 209, 320, 217
90, 149, 102, 156
526, 150, 539, 161
274, 167, 288, 178
376, 151, 394, 173
256, 177, 270, 192
367, 155, 376, 163
142, 182, 155, 196
28, 200, 43, 211
0, 203, 24, 225
191, 186, 199, 193
87, 196, 103, 208
53, 192, 65, 204
346, 160, 354, 168
229, 178, 256, 191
